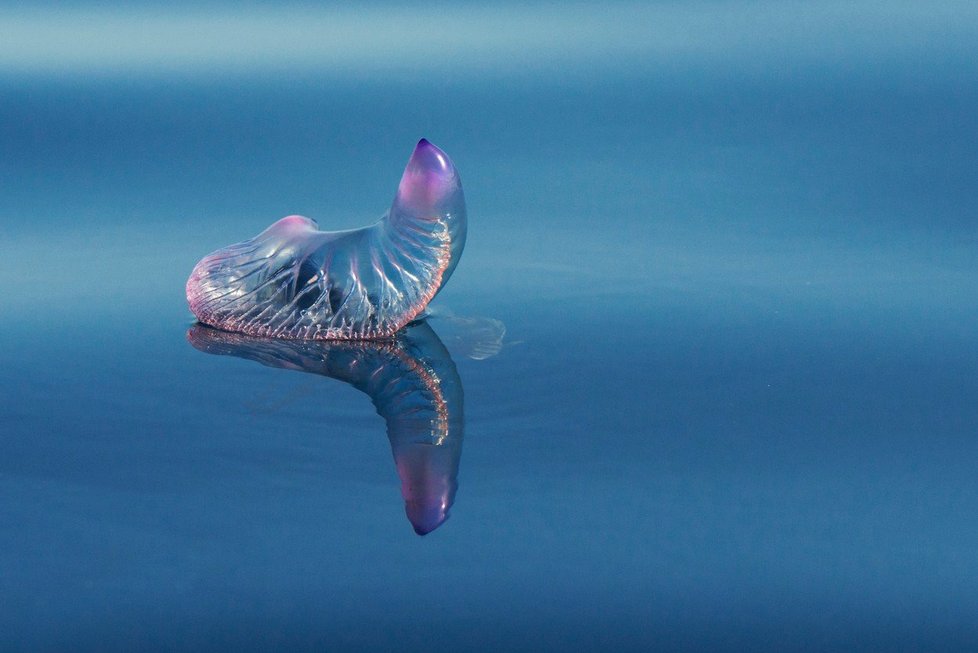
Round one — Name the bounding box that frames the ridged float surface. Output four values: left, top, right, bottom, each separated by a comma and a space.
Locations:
187, 140, 467, 340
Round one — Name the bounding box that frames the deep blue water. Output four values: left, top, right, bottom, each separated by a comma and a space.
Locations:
2, 4, 978, 651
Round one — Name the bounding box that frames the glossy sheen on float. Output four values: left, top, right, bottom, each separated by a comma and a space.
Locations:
186, 140, 467, 340
187, 320, 464, 535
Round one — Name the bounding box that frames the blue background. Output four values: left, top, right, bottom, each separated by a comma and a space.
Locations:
1, 3, 977, 650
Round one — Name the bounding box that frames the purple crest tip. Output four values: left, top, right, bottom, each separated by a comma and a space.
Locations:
396, 139, 460, 213
407, 138, 452, 175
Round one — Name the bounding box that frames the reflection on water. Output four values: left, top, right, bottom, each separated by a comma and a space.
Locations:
187, 320, 464, 536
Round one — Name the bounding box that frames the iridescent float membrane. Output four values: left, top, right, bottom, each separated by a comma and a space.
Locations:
187, 319, 463, 535
187, 139, 466, 340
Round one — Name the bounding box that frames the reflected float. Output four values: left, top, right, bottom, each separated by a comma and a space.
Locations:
187, 319, 464, 535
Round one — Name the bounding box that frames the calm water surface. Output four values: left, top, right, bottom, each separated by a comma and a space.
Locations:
2, 4, 978, 650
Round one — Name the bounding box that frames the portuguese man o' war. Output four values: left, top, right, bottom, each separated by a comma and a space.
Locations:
187, 139, 466, 340
187, 319, 464, 535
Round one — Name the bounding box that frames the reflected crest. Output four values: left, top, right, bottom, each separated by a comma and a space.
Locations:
187, 320, 464, 536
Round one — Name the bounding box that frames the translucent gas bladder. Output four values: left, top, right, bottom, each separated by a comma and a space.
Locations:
187, 140, 466, 340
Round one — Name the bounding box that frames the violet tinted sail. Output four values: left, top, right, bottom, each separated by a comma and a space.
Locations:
186, 139, 467, 339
